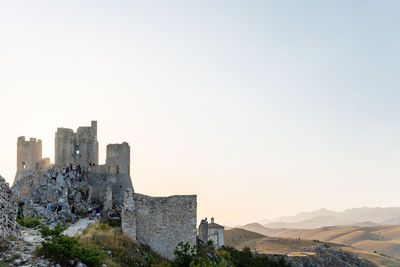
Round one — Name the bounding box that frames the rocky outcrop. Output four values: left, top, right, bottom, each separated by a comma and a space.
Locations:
13, 169, 40, 200
15, 166, 94, 227
267, 246, 377, 267
0, 175, 19, 240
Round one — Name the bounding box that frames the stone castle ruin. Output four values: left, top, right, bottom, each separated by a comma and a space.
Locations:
16, 137, 50, 175
12, 121, 197, 259
122, 190, 197, 259
14, 121, 132, 204
55, 121, 99, 167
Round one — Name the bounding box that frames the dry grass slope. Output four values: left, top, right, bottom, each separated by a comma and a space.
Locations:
226, 228, 400, 267
240, 223, 400, 260
224, 228, 265, 248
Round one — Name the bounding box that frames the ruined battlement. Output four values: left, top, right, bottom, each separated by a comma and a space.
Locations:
14, 121, 197, 260
55, 121, 99, 167
17, 136, 43, 172
18, 136, 43, 144
122, 190, 197, 259
106, 142, 130, 175
16, 121, 133, 203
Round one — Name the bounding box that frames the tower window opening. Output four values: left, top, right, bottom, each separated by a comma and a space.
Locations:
74, 145, 80, 155
22, 162, 26, 169
116, 165, 120, 174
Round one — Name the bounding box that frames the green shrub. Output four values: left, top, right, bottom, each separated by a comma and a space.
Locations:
9, 235, 18, 241
100, 217, 121, 228
217, 246, 291, 267
38, 222, 103, 266
17, 216, 41, 228
40, 235, 104, 267
170, 242, 291, 267
80, 222, 167, 266
95, 222, 110, 231
40, 223, 67, 237
171, 242, 198, 267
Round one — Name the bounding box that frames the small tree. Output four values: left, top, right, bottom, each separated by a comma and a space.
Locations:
171, 242, 198, 267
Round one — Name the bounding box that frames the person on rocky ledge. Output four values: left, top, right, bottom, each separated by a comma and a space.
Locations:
71, 204, 76, 223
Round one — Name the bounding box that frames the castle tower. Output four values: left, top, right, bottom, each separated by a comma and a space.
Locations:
55, 120, 99, 167
55, 128, 75, 166
106, 142, 130, 175
75, 120, 99, 166
106, 142, 133, 202
17, 137, 43, 172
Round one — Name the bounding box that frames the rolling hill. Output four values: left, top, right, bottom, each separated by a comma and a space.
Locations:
239, 223, 400, 260
260, 207, 400, 229
225, 228, 400, 267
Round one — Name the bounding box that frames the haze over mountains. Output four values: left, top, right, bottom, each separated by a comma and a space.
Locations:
259, 207, 400, 229
238, 207, 400, 262
226, 228, 400, 266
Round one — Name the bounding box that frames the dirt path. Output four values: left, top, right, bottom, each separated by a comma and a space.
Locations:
0, 219, 95, 266
64, 218, 95, 236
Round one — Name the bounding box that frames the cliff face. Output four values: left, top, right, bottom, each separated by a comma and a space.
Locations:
0, 175, 19, 240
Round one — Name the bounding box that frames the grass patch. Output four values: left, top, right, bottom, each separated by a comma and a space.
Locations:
0, 254, 21, 267
37, 223, 103, 267
0, 239, 10, 253
17, 216, 41, 228
80, 222, 168, 267
100, 217, 122, 228
9, 235, 18, 241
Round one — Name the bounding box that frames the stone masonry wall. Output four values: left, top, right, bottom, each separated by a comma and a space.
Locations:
122, 189, 136, 241
122, 191, 197, 260
55, 121, 98, 167
16, 136, 42, 172
0, 175, 19, 240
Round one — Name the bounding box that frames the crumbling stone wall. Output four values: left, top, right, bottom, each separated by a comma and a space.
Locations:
87, 165, 132, 205
0, 175, 19, 240
122, 189, 136, 241
55, 121, 98, 167
122, 190, 197, 260
16, 136, 42, 172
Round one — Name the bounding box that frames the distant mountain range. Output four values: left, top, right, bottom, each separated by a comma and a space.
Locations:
239, 223, 400, 261
237, 207, 400, 263
258, 207, 400, 229
227, 227, 400, 265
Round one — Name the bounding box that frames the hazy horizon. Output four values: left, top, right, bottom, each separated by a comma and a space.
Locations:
2, 1, 400, 226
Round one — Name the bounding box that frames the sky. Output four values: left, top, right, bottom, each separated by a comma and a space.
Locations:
1, 1, 400, 226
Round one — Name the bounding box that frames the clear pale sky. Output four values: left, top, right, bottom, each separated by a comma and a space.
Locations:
1, 1, 400, 226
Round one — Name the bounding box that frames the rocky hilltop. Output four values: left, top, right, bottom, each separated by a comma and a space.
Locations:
12, 166, 106, 227
0, 175, 19, 240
